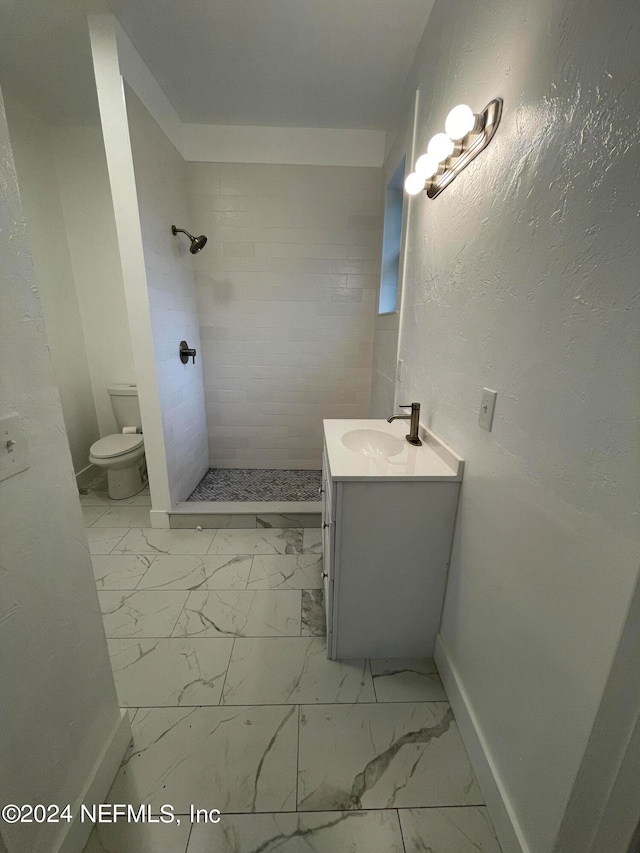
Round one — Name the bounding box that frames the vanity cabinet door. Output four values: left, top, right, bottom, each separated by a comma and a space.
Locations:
322, 520, 334, 657
321, 449, 334, 524
321, 451, 335, 579
323, 570, 333, 651
322, 515, 333, 581
321, 449, 336, 657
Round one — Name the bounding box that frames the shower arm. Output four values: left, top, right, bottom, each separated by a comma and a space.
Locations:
171, 226, 195, 240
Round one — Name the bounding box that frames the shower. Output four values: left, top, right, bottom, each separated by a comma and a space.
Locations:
171, 225, 207, 254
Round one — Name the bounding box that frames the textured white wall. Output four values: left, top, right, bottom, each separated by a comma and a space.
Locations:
52, 124, 136, 437
0, 85, 121, 853
4, 96, 100, 477
391, 1, 640, 851
187, 162, 382, 469
126, 86, 209, 501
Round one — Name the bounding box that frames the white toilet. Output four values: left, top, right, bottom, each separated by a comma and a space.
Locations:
89, 385, 148, 500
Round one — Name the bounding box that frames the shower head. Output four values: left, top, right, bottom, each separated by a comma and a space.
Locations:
189, 234, 207, 254
171, 225, 208, 254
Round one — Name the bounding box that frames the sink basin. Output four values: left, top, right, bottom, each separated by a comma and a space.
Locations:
341, 428, 405, 458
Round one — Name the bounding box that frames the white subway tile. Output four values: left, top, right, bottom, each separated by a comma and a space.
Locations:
269, 257, 335, 274
180, 162, 384, 467
331, 288, 363, 303
254, 243, 349, 260
347, 274, 378, 289
206, 211, 255, 227
347, 244, 379, 259
223, 242, 256, 257
348, 214, 382, 230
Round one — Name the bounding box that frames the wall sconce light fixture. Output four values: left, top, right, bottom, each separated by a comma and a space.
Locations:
405, 99, 503, 199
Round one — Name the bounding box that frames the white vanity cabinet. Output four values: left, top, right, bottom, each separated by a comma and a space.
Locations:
321, 420, 463, 660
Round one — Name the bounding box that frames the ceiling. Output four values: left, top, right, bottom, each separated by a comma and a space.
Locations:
110, 0, 434, 128
0, 0, 103, 125
0, 0, 434, 130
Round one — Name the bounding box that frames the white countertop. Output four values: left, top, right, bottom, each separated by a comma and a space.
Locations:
323, 419, 464, 481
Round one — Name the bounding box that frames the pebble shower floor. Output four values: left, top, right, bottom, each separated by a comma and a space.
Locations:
188, 468, 322, 502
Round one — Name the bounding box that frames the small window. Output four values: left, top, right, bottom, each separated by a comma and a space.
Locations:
378, 156, 406, 315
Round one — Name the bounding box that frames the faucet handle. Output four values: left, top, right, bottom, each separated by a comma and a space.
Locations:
180, 340, 197, 364
399, 402, 419, 409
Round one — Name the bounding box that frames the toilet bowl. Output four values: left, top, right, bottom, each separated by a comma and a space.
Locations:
89, 433, 147, 499
89, 384, 148, 499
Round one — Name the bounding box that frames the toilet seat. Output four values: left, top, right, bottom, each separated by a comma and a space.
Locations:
90, 433, 144, 460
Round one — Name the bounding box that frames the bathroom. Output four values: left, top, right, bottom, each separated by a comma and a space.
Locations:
0, 1, 639, 852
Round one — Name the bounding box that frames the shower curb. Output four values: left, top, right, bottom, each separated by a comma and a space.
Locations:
169, 500, 322, 529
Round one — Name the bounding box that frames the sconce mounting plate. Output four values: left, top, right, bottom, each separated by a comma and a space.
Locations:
426, 98, 503, 199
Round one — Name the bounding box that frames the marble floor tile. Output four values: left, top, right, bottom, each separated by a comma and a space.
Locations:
207, 528, 303, 555
370, 659, 447, 702
86, 472, 108, 489
80, 490, 112, 507
83, 816, 190, 853
136, 555, 252, 591
107, 705, 298, 813
108, 638, 233, 706
173, 590, 301, 638
399, 807, 502, 853
170, 513, 256, 529
187, 810, 405, 853
98, 591, 188, 638
82, 506, 109, 527
257, 513, 322, 528
113, 528, 216, 555
92, 554, 155, 590
80, 490, 152, 507
247, 555, 322, 589
302, 528, 323, 554
86, 527, 129, 555
222, 637, 374, 705
92, 506, 151, 528
302, 589, 326, 636
297, 702, 483, 811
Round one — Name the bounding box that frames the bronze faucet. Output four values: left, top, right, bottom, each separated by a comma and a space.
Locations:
387, 402, 422, 446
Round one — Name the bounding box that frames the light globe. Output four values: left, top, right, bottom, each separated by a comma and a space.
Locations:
427, 133, 455, 162
414, 153, 439, 180
404, 172, 426, 195
445, 104, 476, 140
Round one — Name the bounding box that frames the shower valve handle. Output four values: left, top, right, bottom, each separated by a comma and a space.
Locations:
180, 341, 196, 364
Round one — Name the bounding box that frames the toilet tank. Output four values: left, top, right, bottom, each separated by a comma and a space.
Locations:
107, 384, 142, 431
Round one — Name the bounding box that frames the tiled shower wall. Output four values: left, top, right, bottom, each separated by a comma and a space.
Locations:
126, 88, 209, 502
187, 163, 383, 469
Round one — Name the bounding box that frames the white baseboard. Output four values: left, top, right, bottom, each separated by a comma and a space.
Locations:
435, 634, 528, 853
76, 464, 99, 490
149, 509, 170, 529
54, 709, 132, 853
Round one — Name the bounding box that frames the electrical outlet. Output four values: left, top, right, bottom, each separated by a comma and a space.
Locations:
397, 359, 404, 382
478, 389, 497, 431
